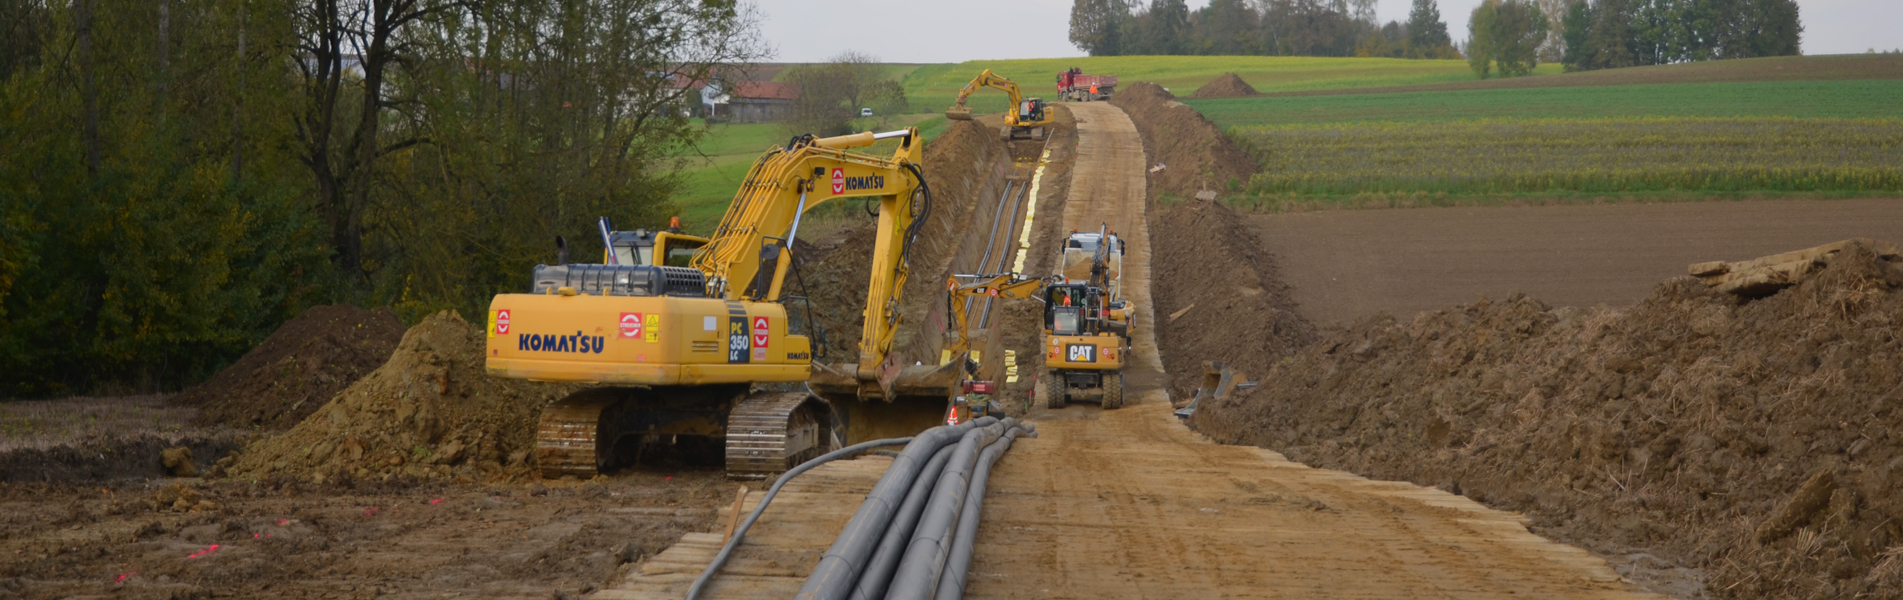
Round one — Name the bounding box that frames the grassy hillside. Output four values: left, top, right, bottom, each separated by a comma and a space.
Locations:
901, 56, 1557, 116
1189, 80, 1903, 127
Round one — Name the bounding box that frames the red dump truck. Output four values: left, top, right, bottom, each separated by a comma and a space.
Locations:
1056, 68, 1116, 102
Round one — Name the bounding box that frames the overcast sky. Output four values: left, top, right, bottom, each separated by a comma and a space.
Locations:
756, 0, 1898, 64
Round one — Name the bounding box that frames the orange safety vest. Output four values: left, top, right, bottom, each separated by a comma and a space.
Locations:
1089, 85, 1098, 94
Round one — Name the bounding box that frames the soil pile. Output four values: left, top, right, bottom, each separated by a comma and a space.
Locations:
1151, 200, 1314, 400
1189, 73, 1258, 99
227, 311, 575, 483
1107, 81, 1256, 199
1193, 241, 1903, 599
175, 305, 405, 430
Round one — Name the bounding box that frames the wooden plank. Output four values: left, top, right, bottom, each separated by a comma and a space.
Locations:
593, 456, 890, 600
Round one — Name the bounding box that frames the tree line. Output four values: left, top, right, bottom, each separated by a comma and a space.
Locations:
0, 0, 766, 397
1464, 0, 1801, 77
1069, 0, 1460, 59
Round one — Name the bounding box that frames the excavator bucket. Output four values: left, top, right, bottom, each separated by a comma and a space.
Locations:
810, 355, 967, 443
944, 106, 974, 121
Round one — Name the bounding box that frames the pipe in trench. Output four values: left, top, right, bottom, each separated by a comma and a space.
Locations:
933, 425, 1025, 600
884, 419, 1013, 600
848, 444, 957, 600
795, 417, 998, 600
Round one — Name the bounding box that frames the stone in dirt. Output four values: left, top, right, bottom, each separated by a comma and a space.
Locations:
1192, 240, 1903, 599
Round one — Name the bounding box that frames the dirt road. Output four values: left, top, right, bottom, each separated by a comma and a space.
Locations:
964, 102, 1662, 599
1250, 199, 1903, 325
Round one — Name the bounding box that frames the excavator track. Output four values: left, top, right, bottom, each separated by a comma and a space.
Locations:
534, 392, 619, 479
533, 386, 744, 479
726, 392, 834, 480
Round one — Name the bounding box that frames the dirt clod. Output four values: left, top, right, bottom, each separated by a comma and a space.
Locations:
1108, 82, 1255, 199
174, 305, 406, 430
1189, 73, 1258, 99
1194, 241, 1903, 599
160, 446, 199, 477
227, 311, 576, 482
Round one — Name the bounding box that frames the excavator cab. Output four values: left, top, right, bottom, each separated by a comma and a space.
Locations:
1019, 99, 1047, 124
603, 219, 708, 268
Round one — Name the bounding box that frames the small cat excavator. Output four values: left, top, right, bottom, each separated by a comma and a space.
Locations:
944, 69, 1053, 142
485, 127, 955, 480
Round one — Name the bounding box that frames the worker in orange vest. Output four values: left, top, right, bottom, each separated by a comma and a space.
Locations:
1088, 84, 1099, 97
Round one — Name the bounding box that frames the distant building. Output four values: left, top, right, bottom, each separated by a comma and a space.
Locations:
719, 82, 800, 123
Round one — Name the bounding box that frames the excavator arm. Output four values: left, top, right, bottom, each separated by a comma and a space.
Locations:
943, 69, 1051, 131
691, 129, 928, 375
943, 273, 1046, 360
945, 69, 1023, 120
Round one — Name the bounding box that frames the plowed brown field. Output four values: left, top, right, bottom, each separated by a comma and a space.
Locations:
1250, 200, 1903, 326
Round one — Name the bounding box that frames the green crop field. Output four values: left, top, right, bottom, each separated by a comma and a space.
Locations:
1170, 55, 1903, 207
900, 56, 1556, 116
1231, 117, 1903, 202
1186, 80, 1903, 127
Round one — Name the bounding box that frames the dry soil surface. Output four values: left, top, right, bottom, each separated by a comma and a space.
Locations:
965, 101, 1660, 599
0, 472, 730, 599
1251, 199, 1903, 326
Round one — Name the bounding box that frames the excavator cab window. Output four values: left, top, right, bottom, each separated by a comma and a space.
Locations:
1051, 307, 1083, 336
606, 229, 656, 266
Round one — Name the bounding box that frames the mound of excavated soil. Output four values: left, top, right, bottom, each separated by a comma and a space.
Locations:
1193, 242, 1903, 599
1151, 200, 1314, 400
227, 311, 575, 483
174, 305, 405, 430
1189, 73, 1258, 99
1108, 82, 1256, 199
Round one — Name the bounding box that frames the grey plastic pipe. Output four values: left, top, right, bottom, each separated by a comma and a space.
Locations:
934, 424, 1027, 600
885, 419, 1012, 600
684, 435, 915, 600
795, 417, 997, 600
849, 445, 957, 600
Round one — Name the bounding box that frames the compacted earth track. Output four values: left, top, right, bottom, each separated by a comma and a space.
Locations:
961, 102, 1664, 599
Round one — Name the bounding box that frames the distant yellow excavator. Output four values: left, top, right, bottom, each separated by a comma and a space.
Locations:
944, 69, 1053, 142
485, 127, 957, 480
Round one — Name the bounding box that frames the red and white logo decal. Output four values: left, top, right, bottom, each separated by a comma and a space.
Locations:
830, 168, 845, 194
619, 313, 642, 338
494, 309, 511, 335
751, 316, 770, 349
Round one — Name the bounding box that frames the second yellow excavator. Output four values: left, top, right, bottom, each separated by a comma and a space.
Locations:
944, 69, 1053, 142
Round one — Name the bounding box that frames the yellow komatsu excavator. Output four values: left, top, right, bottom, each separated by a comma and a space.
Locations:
943, 69, 1053, 142
485, 127, 940, 480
